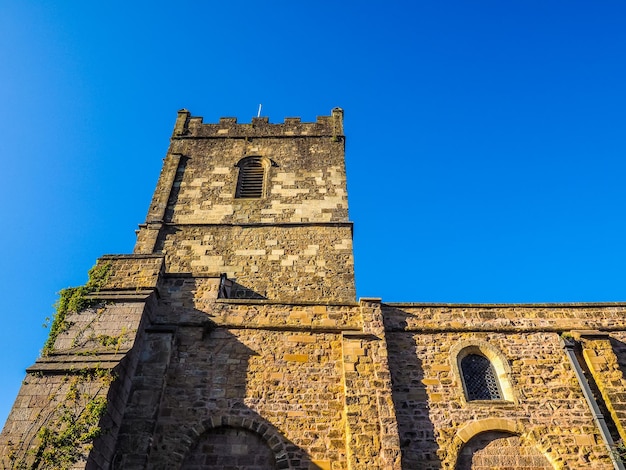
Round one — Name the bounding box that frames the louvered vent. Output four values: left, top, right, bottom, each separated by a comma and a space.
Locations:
236, 159, 265, 198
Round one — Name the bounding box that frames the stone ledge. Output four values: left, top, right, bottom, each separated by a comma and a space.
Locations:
156, 321, 361, 334
387, 325, 626, 333
158, 221, 354, 228
386, 302, 626, 308
100, 254, 165, 260
88, 290, 156, 301
215, 298, 359, 307
26, 352, 128, 373
172, 134, 343, 140
571, 330, 611, 340
341, 332, 380, 340
464, 400, 517, 408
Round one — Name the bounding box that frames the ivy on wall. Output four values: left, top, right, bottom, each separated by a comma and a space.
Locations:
3, 369, 114, 470
43, 262, 112, 356
1, 262, 116, 469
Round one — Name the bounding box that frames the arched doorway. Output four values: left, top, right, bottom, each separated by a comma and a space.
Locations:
181, 425, 276, 469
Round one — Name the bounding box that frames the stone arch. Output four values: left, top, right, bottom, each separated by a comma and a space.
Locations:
178, 415, 290, 469
447, 419, 555, 470
450, 340, 516, 403
456, 417, 521, 443
455, 431, 554, 469
234, 156, 274, 199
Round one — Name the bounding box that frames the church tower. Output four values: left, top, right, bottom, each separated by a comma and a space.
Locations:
133, 107, 355, 303
0, 110, 401, 470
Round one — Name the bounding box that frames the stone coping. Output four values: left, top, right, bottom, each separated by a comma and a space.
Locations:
99, 253, 165, 260
26, 351, 128, 373
215, 298, 359, 307
142, 221, 354, 228
88, 290, 155, 301
384, 301, 626, 308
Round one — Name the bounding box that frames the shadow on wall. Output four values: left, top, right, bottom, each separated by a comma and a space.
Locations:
609, 337, 626, 387
382, 306, 442, 470
219, 274, 267, 300
163, 156, 189, 224
112, 306, 322, 470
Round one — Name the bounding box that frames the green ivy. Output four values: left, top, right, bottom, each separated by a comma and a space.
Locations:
613, 439, 626, 463
4, 369, 114, 470
95, 327, 127, 351
43, 262, 112, 356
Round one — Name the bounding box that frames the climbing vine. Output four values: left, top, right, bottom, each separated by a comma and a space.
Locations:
612, 439, 626, 463
2, 262, 118, 469
3, 369, 114, 470
43, 262, 112, 356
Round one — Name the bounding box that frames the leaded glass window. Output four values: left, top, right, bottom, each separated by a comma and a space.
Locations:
461, 354, 502, 400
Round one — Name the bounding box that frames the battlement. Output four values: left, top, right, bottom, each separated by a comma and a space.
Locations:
173, 107, 344, 138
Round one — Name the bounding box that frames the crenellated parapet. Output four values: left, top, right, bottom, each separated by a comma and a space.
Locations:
173, 107, 344, 138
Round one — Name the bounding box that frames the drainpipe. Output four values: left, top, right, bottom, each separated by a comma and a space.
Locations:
561, 336, 625, 470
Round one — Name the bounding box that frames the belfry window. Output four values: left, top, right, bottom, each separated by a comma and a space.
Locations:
460, 354, 503, 401
235, 157, 265, 198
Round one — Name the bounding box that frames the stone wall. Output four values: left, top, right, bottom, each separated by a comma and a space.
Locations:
133, 108, 355, 303
154, 224, 354, 302
578, 331, 626, 442
140, 326, 347, 469
182, 426, 277, 469
456, 432, 553, 469
137, 109, 348, 227
160, 137, 348, 225
102, 294, 403, 470
383, 302, 626, 469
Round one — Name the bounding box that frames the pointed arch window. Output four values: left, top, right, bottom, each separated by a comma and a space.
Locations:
235, 157, 266, 198
460, 354, 503, 401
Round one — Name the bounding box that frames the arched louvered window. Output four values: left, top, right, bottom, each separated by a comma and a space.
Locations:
235, 157, 265, 198
461, 354, 503, 401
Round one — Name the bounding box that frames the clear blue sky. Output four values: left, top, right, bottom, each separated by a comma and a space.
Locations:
1, 1, 625, 427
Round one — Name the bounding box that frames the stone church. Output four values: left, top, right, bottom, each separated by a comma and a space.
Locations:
2, 109, 626, 469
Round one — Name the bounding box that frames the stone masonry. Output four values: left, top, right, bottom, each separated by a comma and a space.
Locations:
2, 109, 626, 469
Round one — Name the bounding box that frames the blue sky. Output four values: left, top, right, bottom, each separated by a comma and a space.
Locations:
1, 1, 625, 427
